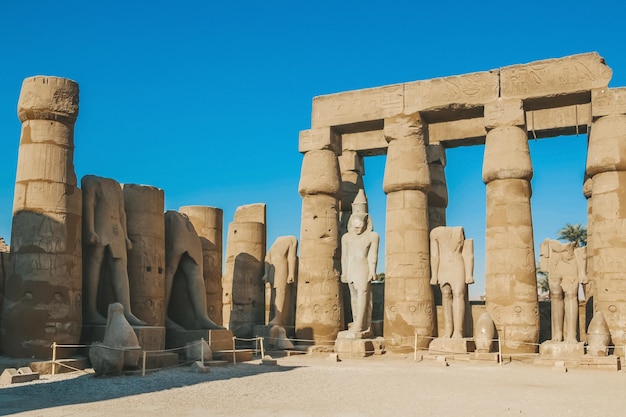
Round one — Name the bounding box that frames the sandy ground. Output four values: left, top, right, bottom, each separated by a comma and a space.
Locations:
1, 353, 625, 417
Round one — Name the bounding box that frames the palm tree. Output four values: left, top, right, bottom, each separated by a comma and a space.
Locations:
557, 223, 587, 247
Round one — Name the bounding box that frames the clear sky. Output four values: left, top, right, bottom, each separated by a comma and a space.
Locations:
1, 0, 625, 298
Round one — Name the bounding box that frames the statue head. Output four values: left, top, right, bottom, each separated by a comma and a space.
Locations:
349, 213, 368, 235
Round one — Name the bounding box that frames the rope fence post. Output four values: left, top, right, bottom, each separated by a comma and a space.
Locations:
142, 350, 147, 377
200, 338, 205, 364
51, 342, 57, 376
260, 337, 265, 358
413, 334, 418, 361
232, 336, 237, 365
498, 329, 503, 366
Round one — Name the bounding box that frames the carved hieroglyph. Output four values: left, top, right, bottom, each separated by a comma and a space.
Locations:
383, 113, 434, 351
430, 226, 474, 339
586, 100, 626, 346
483, 99, 539, 354
296, 149, 343, 344
222, 204, 266, 338
179, 206, 223, 325
263, 236, 298, 328
124, 184, 166, 326
1, 76, 83, 358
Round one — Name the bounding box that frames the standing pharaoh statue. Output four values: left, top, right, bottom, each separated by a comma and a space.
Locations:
262, 235, 298, 327
82, 175, 146, 326
539, 239, 587, 343
341, 190, 379, 336
430, 226, 474, 339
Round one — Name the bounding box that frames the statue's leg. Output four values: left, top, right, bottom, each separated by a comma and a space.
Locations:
550, 280, 564, 342
109, 254, 147, 326
441, 284, 453, 338
564, 291, 579, 343
349, 282, 358, 330
451, 284, 466, 339
180, 256, 224, 330
270, 285, 286, 327
164, 251, 184, 329
353, 288, 369, 333
83, 244, 107, 324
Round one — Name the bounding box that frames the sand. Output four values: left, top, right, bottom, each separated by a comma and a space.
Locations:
1, 354, 624, 417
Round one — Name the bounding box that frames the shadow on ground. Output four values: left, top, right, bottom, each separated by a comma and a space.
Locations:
0, 362, 300, 416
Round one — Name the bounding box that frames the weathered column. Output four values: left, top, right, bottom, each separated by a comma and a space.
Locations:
582, 177, 593, 302
179, 206, 223, 325
427, 144, 448, 231
1, 76, 82, 358
482, 99, 539, 354
339, 150, 365, 236
223, 204, 265, 338
383, 113, 433, 351
586, 87, 626, 346
296, 128, 343, 344
124, 184, 166, 326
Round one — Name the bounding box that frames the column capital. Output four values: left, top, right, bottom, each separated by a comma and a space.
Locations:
484, 99, 525, 130
591, 87, 626, 120
299, 149, 341, 198
299, 127, 341, 154
384, 112, 425, 143
18, 76, 79, 123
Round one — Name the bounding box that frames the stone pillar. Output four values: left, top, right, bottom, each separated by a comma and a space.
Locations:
123, 184, 166, 327
427, 144, 448, 231
179, 206, 223, 325
223, 204, 265, 338
296, 137, 343, 344
1, 76, 82, 358
383, 113, 433, 351
582, 177, 593, 302
482, 99, 539, 354
586, 87, 626, 346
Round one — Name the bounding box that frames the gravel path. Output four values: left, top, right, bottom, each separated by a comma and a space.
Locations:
1, 354, 624, 416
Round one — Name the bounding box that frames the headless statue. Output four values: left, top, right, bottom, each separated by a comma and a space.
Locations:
540, 239, 587, 343
341, 213, 379, 335
430, 226, 474, 339
164, 210, 223, 330
82, 175, 146, 326
262, 235, 298, 327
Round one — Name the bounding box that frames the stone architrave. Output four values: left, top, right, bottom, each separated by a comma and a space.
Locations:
123, 184, 166, 327
586, 99, 626, 346
1, 76, 83, 359
222, 204, 266, 338
482, 98, 539, 354
179, 206, 223, 326
382, 113, 434, 351
164, 211, 223, 331
296, 149, 343, 344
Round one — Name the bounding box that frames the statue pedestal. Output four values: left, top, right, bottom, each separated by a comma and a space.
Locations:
165, 328, 234, 352
579, 355, 621, 371
82, 325, 165, 351
428, 338, 475, 354
334, 331, 384, 358
539, 341, 585, 360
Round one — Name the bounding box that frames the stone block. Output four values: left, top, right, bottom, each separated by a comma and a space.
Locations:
143, 352, 179, 370
166, 329, 235, 352
338, 150, 365, 174
579, 355, 621, 371
539, 341, 585, 360
404, 71, 499, 116
428, 338, 475, 354
484, 99, 525, 129
500, 52, 612, 104
334, 338, 376, 358
233, 203, 266, 224
526, 104, 591, 138
311, 84, 404, 128
29, 358, 88, 375
213, 349, 253, 363
299, 128, 341, 153
592, 87, 626, 118
341, 130, 387, 155
428, 117, 487, 146
469, 352, 500, 362
0, 367, 40, 384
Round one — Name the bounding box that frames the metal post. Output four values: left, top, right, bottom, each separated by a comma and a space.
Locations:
51, 342, 57, 375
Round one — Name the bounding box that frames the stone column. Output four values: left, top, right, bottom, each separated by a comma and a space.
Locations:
482, 99, 539, 354
383, 113, 433, 351
223, 204, 265, 338
586, 87, 626, 346
427, 144, 448, 231
296, 131, 343, 344
1, 76, 82, 358
179, 206, 223, 325
582, 177, 593, 302
124, 184, 166, 327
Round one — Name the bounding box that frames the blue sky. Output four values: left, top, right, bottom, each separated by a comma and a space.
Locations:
1, 1, 625, 298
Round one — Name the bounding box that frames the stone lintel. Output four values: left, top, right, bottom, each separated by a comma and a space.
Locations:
592, 87, 626, 118
299, 127, 340, 154
500, 52, 612, 103
341, 130, 387, 156
484, 99, 525, 130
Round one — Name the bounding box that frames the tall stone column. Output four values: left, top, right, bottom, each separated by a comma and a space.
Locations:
427, 144, 448, 231
179, 206, 223, 325
1, 76, 82, 358
223, 204, 265, 338
296, 142, 343, 344
582, 177, 593, 302
586, 87, 626, 346
124, 184, 166, 327
383, 113, 433, 351
482, 99, 539, 354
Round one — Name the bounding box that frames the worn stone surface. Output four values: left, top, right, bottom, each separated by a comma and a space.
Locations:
82, 324, 165, 351
179, 206, 223, 326
263, 236, 298, 328
299, 127, 341, 153
427, 145, 447, 231
124, 184, 165, 327
539, 341, 585, 360
2, 76, 82, 359
474, 312, 496, 353
428, 337, 475, 354
592, 87, 626, 118
223, 204, 266, 338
